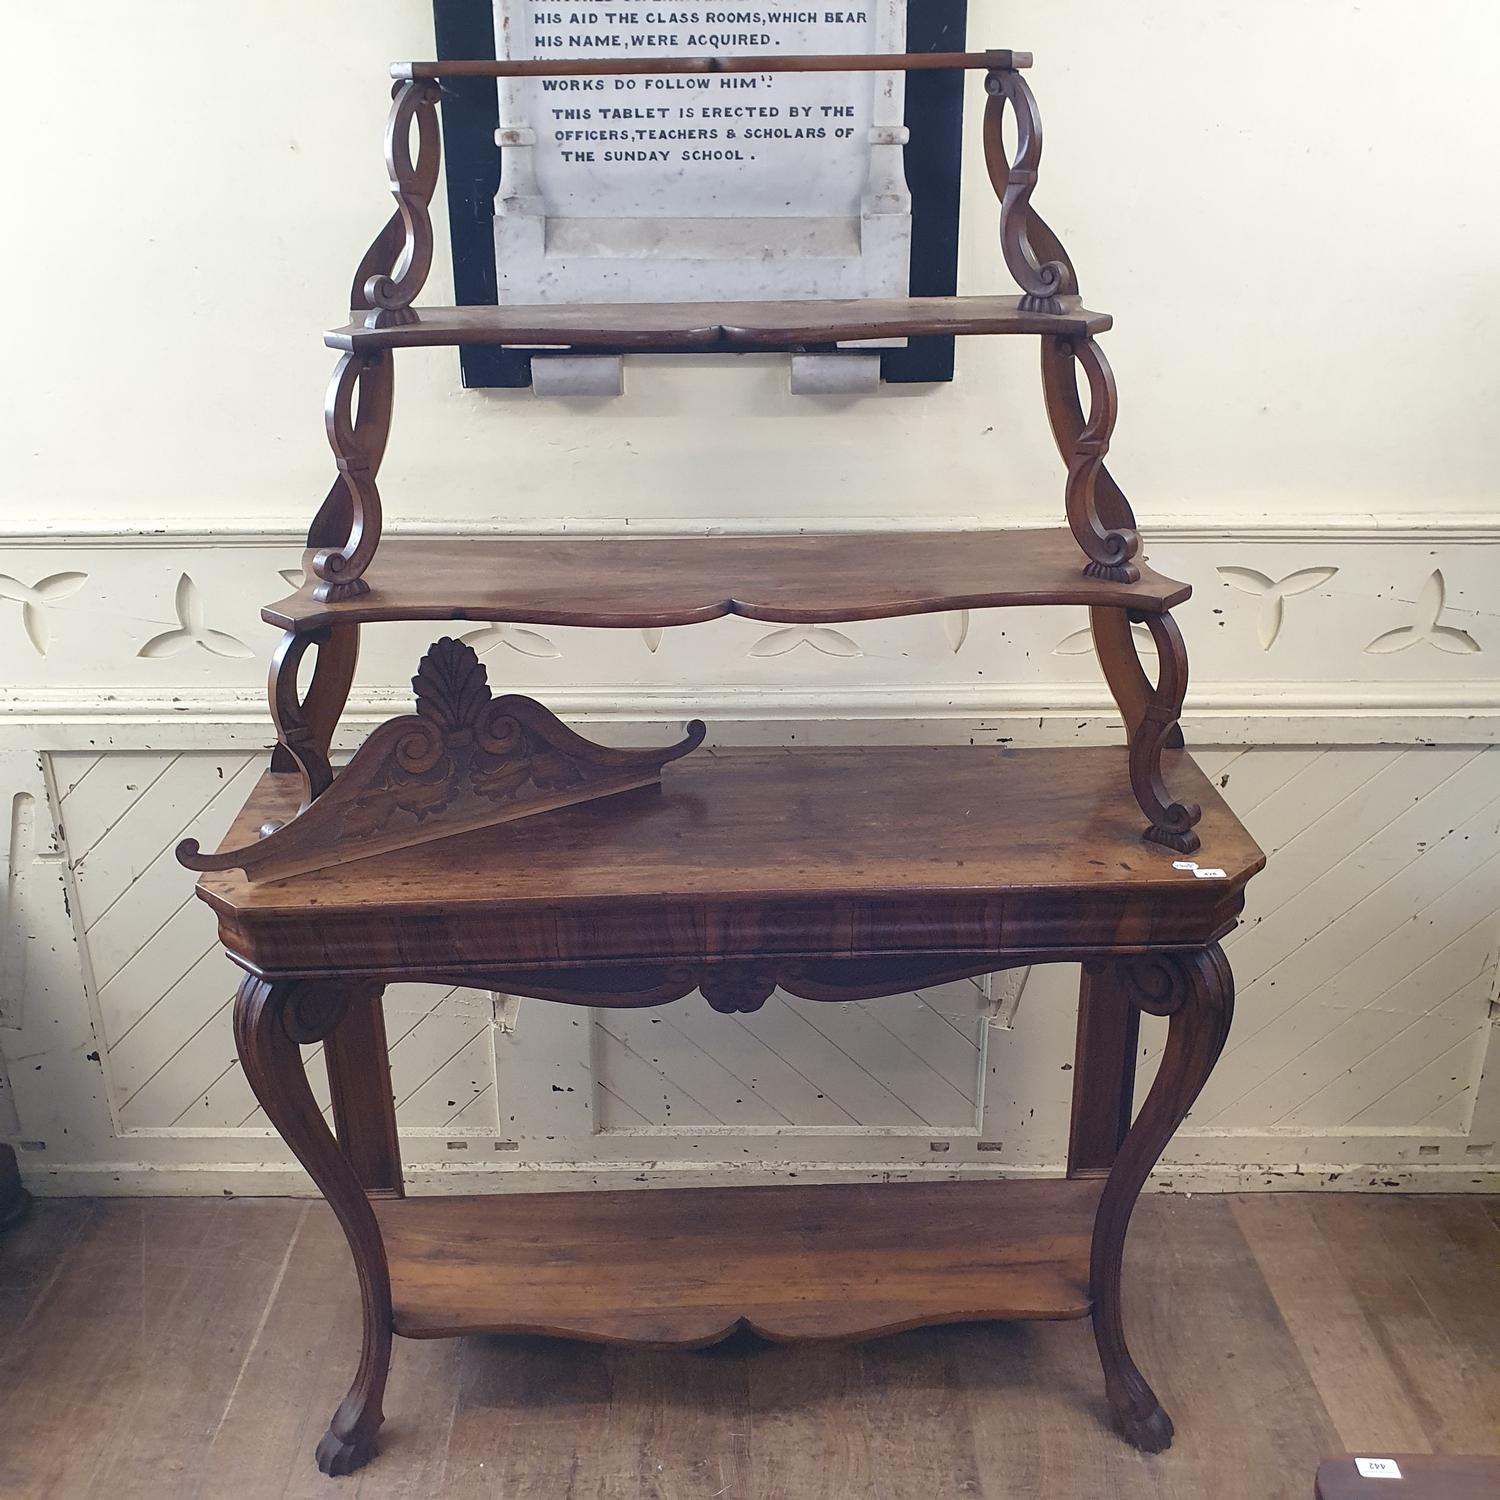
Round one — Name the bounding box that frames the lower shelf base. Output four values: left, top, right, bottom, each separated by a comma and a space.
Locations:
373, 1177, 1103, 1347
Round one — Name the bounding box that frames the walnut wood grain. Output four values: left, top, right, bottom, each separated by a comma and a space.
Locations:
191, 747, 1264, 980
325, 295, 1111, 354
394, 50, 1032, 80
372, 1179, 1102, 1345
262, 530, 1188, 633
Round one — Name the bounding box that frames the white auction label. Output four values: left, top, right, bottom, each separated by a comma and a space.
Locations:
1192, 867, 1228, 879
1354, 1457, 1403, 1479
1172, 860, 1198, 871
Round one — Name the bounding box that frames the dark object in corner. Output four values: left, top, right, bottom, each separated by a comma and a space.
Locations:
0, 1143, 31, 1232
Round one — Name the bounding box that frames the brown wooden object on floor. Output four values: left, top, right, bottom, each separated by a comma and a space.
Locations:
176, 45, 1265, 1479
1315, 1455, 1500, 1499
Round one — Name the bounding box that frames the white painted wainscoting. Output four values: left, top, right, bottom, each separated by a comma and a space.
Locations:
1, 520, 1497, 1196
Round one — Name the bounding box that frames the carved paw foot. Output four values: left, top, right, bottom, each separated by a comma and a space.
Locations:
315, 1423, 379, 1477
1110, 1397, 1174, 1454
1142, 824, 1201, 856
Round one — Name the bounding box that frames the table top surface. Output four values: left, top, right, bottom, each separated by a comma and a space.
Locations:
197, 748, 1262, 978
201, 746, 1261, 913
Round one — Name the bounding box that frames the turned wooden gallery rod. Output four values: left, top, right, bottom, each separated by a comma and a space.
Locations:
394, 50, 1032, 81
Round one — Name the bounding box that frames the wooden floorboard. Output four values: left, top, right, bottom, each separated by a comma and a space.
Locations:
0, 1193, 1494, 1499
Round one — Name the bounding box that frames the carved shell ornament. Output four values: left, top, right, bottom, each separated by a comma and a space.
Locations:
179, 637, 705, 883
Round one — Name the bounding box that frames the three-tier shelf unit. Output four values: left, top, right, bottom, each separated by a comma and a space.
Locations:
181, 46, 1264, 1478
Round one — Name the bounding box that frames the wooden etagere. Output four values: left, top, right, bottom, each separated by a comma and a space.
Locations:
181, 45, 1205, 888
178, 47, 1260, 1479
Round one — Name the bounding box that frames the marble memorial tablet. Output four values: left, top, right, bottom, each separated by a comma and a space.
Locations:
492, 2, 913, 306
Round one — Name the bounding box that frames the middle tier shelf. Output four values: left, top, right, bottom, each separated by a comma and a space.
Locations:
265, 528, 1190, 632
325, 294, 1112, 354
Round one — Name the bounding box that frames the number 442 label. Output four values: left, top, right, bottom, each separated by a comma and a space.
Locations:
1354, 1457, 1403, 1480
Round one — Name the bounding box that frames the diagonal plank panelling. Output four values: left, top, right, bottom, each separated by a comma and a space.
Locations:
591, 980, 986, 1133
1142, 746, 1500, 1139
53, 753, 501, 1135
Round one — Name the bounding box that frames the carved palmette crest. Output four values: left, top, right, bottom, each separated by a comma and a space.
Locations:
178, 636, 704, 883
344, 639, 537, 839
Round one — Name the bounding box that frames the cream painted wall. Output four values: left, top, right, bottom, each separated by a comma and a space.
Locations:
5, 1, 1498, 532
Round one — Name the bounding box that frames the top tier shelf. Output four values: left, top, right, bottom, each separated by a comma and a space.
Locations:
327, 296, 1112, 355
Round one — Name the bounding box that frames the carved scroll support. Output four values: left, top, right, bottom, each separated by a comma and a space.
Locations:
266, 619, 360, 810
1042, 326, 1144, 581
233, 976, 393, 1475
1057, 338, 1140, 583
180, 637, 706, 884
984, 82, 1142, 584
305, 77, 438, 601
1090, 946, 1234, 1451
983, 68, 1073, 314
1127, 610, 1202, 854
266, 629, 336, 808
360, 80, 443, 329
309, 353, 390, 602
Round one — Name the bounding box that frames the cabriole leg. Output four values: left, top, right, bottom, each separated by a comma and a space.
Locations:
233, 975, 393, 1476
1090, 946, 1233, 1452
